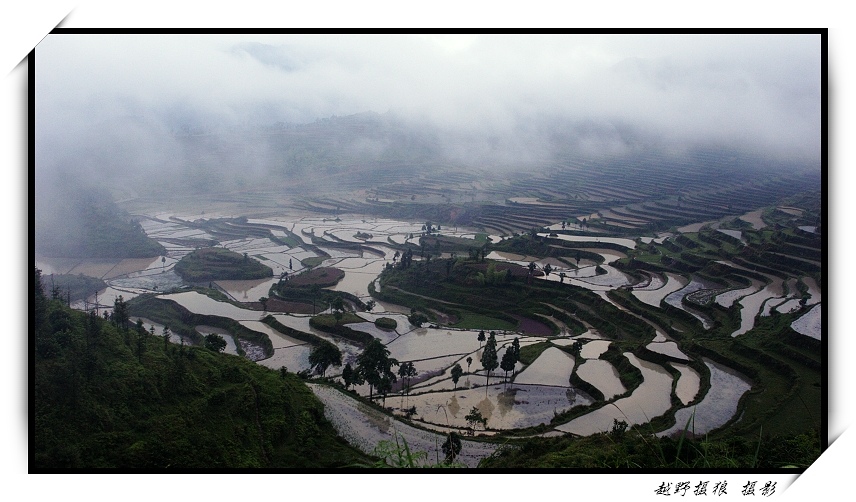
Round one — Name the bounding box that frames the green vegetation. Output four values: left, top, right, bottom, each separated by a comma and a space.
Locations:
174, 247, 272, 282
374, 317, 398, 330
33, 268, 371, 469
36, 187, 165, 259
127, 294, 273, 358
309, 313, 375, 345
43, 273, 108, 302
301, 256, 326, 268
480, 427, 820, 468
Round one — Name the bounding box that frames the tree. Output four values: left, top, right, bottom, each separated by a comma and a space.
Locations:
259, 296, 268, 312
441, 432, 462, 464
309, 340, 343, 377
570, 340, 584, 357
451, 363, 463, 390
543, 263, 552, 277
135, 319, 147, 361
162, 325, 171, 350
465, 406, 487, 433
559, 271, 566, 283
398, 361, 417, 404
466, 356, 473, 373
500, 348, 516, 388
480, 332, 499, 394
356, 338, 399, 400
113, 295, 130, 333
204, 333, 227, 353
477, 330, 486, 348
342, 362, 360, 389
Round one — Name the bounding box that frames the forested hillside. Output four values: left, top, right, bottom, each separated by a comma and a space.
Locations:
32, 268, 369, 469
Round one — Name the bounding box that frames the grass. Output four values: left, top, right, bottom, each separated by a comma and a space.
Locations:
452, 313, 517, 331
301, 256, 326, 268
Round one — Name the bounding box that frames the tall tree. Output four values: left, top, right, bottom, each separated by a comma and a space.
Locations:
477, 330, 486, 348
356, 338, 398, 400
398, 361, 417, 403
500, 348, 516, 388
480, 332, 499, 395
113, 295, 130, 333
342, 362, 359, 389
451, 363, 463, 391
309, 340, 343, 377
162, 325, 171, 351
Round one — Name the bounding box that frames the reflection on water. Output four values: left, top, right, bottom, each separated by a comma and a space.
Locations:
308, 383, 498, 467
514, 347, 575, 387
575, 359, 625, 400
670, 362, 700, 405
658, 359, 752, 438
633, 272, 688, 308
556, 353, 673, 436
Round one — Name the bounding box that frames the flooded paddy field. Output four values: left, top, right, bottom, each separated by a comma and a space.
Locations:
52, 201, 821, 454
657, 359, 752, 438
307, 383, 498, 467
791, 304, 822, 340
633, 272, 688, 308
555, 353, 674, 436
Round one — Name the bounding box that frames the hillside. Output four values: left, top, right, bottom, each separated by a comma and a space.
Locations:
35, 185, 166, 259
32, 268, 369, 469
174, 247, 273, 283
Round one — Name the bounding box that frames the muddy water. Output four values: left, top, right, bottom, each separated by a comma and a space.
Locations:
633, 272, 688, 308
646, 341, 689, 360
575, 360, 625, 400
216, 278, 275, 303
326, 257, 389, 299
400, 383, 591, 431
195, 325, 239, 356
670, 363, 701, 405
731, 277, 784, 337
664, 279, 716, 329
579, 340, 611, 359
162, 291, 263, 320
715, 279, 764, 308
658, 359, 752, 438
386, 328, 518, 362
514, 347, 575, 386
739, 209, 766, 230
555, 353, 673, 436
632, 273, 666, 291
803, 277, 822, 304
716, 229, 744, 243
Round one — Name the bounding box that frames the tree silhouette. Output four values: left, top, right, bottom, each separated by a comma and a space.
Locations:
309, 340, 343, 377
465, 406, 487, 433
500, 348, 516, 388
480, 332, 499, 395
398, 361, 417, 404
477, 330, 486, 348
204, 333, 227, 353
356, 338, 399, 401
441, 432, 462, 463
451, 363, 463, 390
